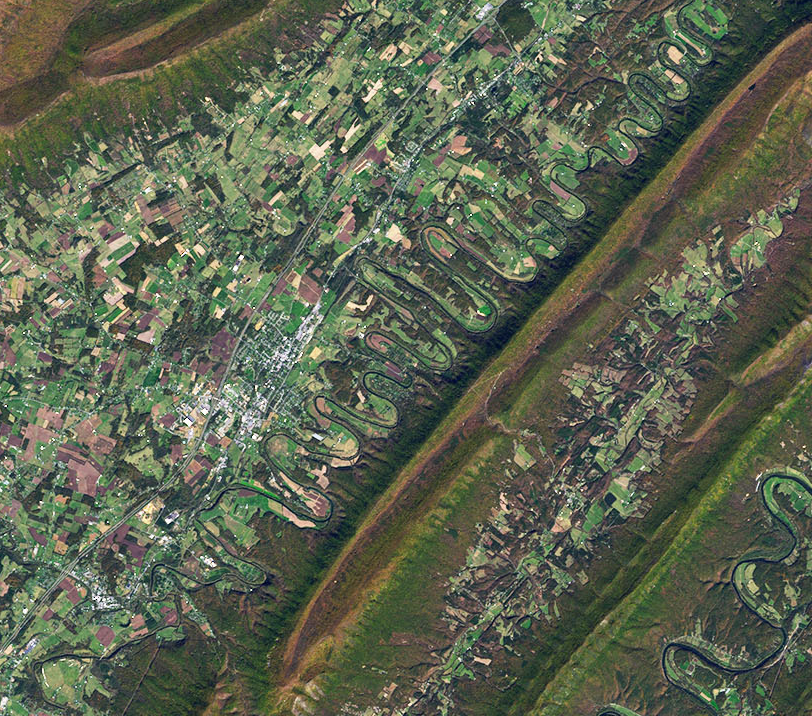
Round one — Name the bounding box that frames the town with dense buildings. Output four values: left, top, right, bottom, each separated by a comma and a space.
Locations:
0, 0, 811, 714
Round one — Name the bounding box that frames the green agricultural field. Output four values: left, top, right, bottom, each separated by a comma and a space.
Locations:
533, 376, 812, 716
0, 0, 810, 714
269, 34, 812, 716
